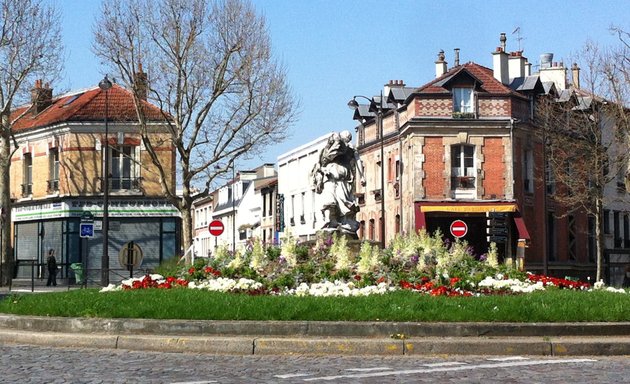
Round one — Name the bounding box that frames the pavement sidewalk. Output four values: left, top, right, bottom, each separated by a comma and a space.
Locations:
0, 313, 629, 356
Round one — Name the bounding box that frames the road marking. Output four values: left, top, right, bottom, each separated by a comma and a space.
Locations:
301, 358, 597, 381
422, 362, 468, 367
345, 367, 392, 372
487, 356, 529, 361
171, 381, 218, 384
275, 373, 313, 379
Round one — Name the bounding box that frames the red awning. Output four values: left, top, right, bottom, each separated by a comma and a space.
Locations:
514, 216, 530, 240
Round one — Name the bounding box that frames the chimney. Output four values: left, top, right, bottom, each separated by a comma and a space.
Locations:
492, 34, 509, 84
454, 48, 460, 66
540, 53, 553, 69
525, 59, 531, 76
383, 80, 405, 99
508, 51, 527, 79
134, 63, 148, 100
435, 50, 447, 78
571, 63, 580, 89
30, 79, 53, 115
539, 59, 568, 90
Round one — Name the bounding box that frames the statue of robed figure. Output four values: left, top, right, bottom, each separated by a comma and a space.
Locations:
311, 130, 365, 237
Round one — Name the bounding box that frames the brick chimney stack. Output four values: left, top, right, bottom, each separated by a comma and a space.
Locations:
134, 63, 148, 100
571, 63, 580, 89
31, 79, 53, 115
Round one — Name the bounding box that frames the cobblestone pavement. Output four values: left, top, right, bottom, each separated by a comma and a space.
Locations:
1, 343, 628, 383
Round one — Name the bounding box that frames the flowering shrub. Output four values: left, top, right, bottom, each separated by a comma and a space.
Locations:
102, 230, 628, 297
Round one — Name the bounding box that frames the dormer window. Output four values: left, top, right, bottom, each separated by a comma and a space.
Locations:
453, 87, 474, 114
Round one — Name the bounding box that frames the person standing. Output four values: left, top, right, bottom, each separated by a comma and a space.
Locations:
46, 249, 58, 287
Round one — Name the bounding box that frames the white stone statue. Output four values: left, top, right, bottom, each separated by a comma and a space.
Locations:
311, 130, 365, 236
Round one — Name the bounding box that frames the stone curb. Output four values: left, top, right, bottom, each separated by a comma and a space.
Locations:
1, 315, 630, 356
1, 315, 629, 338
1, 330, 629, 356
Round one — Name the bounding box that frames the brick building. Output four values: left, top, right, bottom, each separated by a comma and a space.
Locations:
350, 34, 629, 279
9, 79, 179, 284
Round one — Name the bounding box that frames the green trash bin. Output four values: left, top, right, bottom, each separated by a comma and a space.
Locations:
70, 263, 84, 285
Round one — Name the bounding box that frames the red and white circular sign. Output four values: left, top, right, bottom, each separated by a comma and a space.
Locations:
208, 220, 225, 236
450, 220, 468, 238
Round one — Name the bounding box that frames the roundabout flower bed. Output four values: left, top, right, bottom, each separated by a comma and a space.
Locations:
101, 230, 627, 297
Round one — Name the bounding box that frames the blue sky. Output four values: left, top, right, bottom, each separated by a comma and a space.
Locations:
52, 0, 628, 168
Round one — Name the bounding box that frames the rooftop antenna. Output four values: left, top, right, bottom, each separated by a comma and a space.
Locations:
512, 26, 523, 52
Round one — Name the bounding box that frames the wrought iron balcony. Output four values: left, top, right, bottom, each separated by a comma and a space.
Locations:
21, 183, 32, 197
47, 179, 59, 194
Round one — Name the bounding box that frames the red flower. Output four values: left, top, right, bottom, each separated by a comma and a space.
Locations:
450, 277, 460, 286
354, 275, 362, 281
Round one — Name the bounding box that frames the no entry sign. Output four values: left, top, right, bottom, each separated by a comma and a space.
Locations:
450, 220, 468, 238
208, 220, 225, 236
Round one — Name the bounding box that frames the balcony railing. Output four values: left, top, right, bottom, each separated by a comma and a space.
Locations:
21, 183, 32, 197
101, 177, 141, 191
47, 179, 59, 194
451, 176, 476, 189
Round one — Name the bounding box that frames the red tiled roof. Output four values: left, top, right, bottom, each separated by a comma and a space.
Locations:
415, 62, 517, 95
11, 84, 167, 132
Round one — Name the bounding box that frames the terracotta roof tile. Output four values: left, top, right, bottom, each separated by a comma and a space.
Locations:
11, 84, 166, 132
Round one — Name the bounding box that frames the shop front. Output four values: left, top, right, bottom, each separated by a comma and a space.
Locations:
414, 201, 530, 262
12, 199, 180, 285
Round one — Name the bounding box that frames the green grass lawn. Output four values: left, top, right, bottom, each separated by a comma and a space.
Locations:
0, 288, 628, 322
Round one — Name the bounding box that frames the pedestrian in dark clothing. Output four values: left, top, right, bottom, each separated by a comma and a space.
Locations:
623, 264, 630, 288
46, 249, 58, 286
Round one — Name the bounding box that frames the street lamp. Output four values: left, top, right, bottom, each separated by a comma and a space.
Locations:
215, 163, 237, 254
348, 92, 386, 249
99, 75, 112, 287
231, 166, 236, 255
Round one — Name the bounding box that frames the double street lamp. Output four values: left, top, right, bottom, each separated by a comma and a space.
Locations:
99, 75, 112, 286
348, 92, 386, 249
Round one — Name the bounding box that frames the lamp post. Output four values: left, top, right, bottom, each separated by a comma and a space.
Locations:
348, 92, 386, 249
231, 165, 236, 254
99, 75, 112, 286
215, 163, 237, 254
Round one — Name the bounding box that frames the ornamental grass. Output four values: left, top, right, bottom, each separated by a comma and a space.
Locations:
1, 230, 628, 322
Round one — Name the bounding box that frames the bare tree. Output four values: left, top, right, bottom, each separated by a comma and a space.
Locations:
537, 36, 630, 281
0, 0, 63, 285
93, 0, 298, 260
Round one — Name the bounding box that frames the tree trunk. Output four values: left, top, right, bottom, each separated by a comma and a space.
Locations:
180, 194, 193, 265
0, 114, 13, 286
595, 198, 604, 282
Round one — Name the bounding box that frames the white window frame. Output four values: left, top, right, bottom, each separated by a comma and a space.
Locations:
453, 88, 474, 113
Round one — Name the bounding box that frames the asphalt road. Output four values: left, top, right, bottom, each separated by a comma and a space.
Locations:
1, 343, 628, 384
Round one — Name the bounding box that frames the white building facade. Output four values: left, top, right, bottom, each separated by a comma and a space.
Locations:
277, 133, 332, 242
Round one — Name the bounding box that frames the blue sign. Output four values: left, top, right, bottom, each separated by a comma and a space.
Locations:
80, 223, 94, 238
